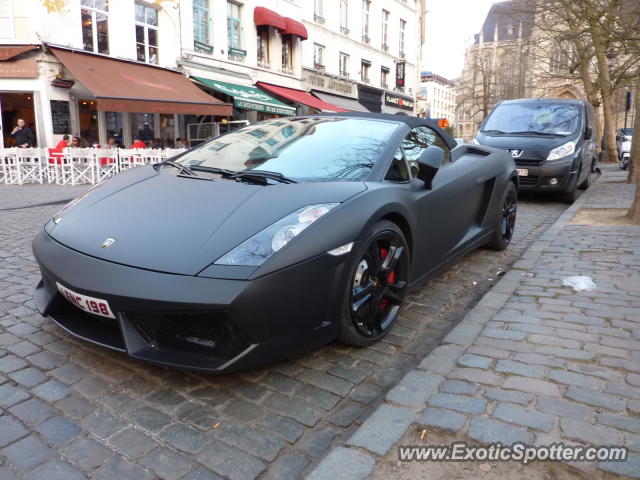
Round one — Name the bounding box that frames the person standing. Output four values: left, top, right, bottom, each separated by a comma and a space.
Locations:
10, 118, 35, 147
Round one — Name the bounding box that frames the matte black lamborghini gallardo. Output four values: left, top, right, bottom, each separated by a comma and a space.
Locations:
33, 113, 518, 372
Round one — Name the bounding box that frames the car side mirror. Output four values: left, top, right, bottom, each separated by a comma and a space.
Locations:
417, 146, 444, 189
584, 126, 593, 140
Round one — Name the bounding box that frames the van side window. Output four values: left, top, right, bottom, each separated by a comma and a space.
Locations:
402, 126, 451, 174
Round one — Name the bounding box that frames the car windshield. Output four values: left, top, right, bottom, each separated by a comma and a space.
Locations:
175, 117, 400, 182
482, 103, 581, 136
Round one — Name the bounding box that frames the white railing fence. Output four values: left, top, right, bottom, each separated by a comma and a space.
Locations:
0, 147, 187, 186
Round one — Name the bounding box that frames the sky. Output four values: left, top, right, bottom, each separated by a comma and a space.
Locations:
422, 0, 507, 80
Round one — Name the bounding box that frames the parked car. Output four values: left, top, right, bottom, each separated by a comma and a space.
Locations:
33, 113, 518, 373
616, 127, 634, 156
474, 98, 597, 203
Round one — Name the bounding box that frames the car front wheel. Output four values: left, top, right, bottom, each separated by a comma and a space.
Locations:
486, 182, 517, 251
337, 220, 410, 347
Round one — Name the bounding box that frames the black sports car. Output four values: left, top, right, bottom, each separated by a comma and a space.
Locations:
33, 113, 518, 372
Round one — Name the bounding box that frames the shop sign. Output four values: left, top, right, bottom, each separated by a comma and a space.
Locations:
396, 61, 405, 88
303, 70, 356, 97
385, 92, 414, 111
235, 99, 294, 116
0, 59, 38, 78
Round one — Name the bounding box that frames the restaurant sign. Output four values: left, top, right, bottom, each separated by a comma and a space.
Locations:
303, 69, 356, 98
0, 59, 38, 78
384, 92, 414, 111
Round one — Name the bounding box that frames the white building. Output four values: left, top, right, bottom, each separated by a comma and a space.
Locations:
417, 72, 457, 125
0, 0, 423, 149
0, 0, 235, 148
300, 0, 419, 114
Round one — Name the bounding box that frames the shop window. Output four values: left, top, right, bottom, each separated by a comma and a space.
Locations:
340, 0, 348, 34
131, 113, 155, 145
105, 112, 124, 147
339, 52, 349, 77
257, 25, 269, 68
227, 1, 246, 61
135, 3, 159, 64
193, 0, 212, 52
81, 0, 109, 55
282, 35, 293, 74
381, 10, 389, 52
78, 99, 99, 146
314, 43, 325, 69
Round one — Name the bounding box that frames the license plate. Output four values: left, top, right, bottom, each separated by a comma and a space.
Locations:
517, 168, 529, 176
56, 282, 116, 319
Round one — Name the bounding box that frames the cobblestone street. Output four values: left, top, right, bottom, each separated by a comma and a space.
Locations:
0, 183, 567, 479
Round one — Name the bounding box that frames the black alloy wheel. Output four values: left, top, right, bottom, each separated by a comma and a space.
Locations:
487, 182, 517, 251
338, 221, 410, 346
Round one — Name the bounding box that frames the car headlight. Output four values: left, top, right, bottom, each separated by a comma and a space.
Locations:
215, 203, 339, 266
53, 183, 102, 224
547, 141, 575, 161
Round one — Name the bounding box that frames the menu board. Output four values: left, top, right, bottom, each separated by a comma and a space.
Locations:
50, 100, 71, 135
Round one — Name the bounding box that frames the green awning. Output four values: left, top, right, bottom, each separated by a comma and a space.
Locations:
193, 77, 296, 116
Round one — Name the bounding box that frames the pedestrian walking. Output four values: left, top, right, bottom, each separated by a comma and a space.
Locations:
10, 118, 35, 147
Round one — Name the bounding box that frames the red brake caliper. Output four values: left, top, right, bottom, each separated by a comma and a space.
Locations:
379, 248, 391, 310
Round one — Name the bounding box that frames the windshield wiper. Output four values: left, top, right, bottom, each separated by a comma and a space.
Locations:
230, 170, 298, 184
506, 131, 564, 137
162, 160, 198, 177
480, 129, 508, 134
189, 165, 237, 177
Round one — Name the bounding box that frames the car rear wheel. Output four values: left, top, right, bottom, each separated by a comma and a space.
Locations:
337, 221, 410, 347
486, 182, 517, 251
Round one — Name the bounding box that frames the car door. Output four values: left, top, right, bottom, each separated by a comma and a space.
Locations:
400, 126, 486, 279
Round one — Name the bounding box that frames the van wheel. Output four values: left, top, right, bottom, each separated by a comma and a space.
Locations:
578, 161, 594, 190
561, 178, 579, 204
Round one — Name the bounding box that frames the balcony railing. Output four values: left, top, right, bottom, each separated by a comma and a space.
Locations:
257, 58, 270, 69
194, 40, 213, 54
281, 65, 294, 75
314, 63, 326, 72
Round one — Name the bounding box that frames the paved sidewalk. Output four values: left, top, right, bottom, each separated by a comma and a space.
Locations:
309, 165, 640, 479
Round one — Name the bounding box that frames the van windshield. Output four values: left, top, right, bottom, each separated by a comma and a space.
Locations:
482, 103, 581, 136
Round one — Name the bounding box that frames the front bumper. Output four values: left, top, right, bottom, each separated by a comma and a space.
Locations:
516, 158, 577, 192
33, 230, 349, 372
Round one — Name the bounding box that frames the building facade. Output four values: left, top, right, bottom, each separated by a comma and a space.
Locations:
417, 72, 457, 124
0, 0, 235, 149
299, 0, 419, 115
0, 0, 422, 149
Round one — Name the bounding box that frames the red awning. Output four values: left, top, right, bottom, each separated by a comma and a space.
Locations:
282, 18, 308, 40
256, 82, 347, 113
0, 45, 39, 61
254, 7, 286, 31
50, 47, 232, 116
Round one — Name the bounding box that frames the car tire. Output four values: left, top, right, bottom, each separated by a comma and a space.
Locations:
561, 177, 579, 204
578, 161, 594, 190
486, 182, 517, 251
337, 220, 410, 347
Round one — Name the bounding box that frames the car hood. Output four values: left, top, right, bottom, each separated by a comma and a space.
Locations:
48, 166, 366, 275
476, 133, 577, 155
